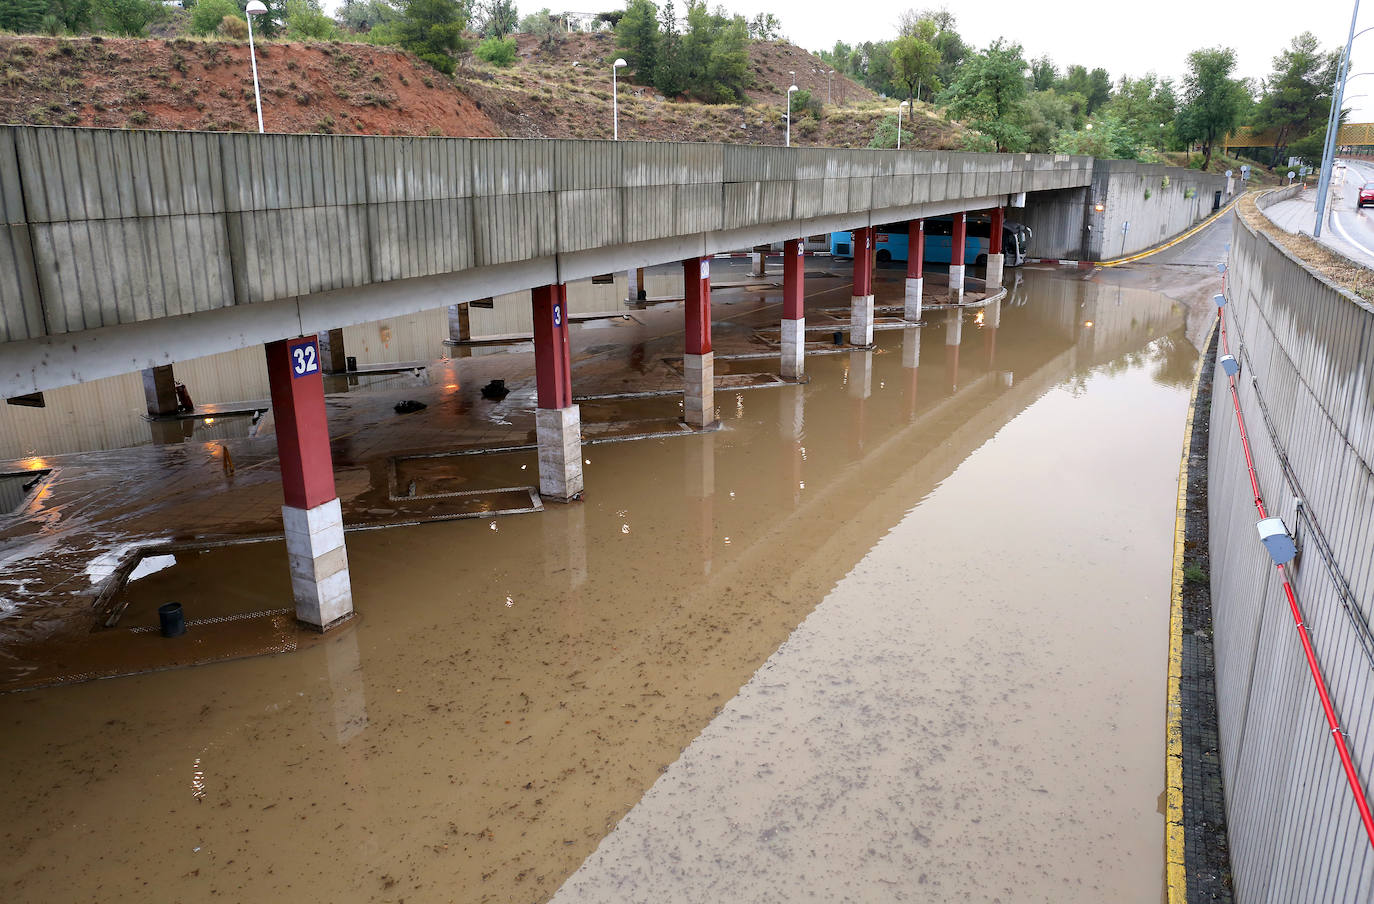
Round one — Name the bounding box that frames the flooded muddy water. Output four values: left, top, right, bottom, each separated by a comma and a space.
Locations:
0, 270, 1197, 903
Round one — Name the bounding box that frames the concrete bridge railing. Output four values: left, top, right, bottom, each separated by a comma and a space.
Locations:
0, 126, 1091, 353
1213, 195, 1374, 900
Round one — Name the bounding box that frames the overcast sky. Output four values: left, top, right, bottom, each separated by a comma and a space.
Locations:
670, 0, 1374, 121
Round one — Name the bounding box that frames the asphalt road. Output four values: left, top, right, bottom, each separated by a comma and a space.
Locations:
1325, 157, 1374, 264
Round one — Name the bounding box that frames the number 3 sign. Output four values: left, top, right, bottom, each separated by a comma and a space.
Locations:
290, 339, 320, 379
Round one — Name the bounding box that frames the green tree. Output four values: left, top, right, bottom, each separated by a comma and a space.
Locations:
891, 20, 939, 102
653, 0, 684, 97
285, 0, 336, 38
1053, 115, 1139, 159
339, 0, 397, 30
1030, 55, 1056, 92
189, 0, 238, 34
479, 0, 514, 37
92, 0, 162, 35
396, 0, 468, 74
927, 10, 966, 88
1017, 90, 1075, 153
0, 0, 48, 31
1177, 46, 1247, 169
520, 7, 561, 47
938, 38, 1028, 151
676, 0, 746, 103
616, 0, 659, 83
1106, 73, 1178, 152
746, 11, 780, 40
1252, 32, 1339, 166
48, 0, 92, 31
1059, 64, 1112, 115
475, 34, 515, 65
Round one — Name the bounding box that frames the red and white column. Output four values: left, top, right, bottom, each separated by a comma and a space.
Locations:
905, 219, 924, 321
683, 257, 715, 427
986, 207, 1005, 290
265, 336, 353, 631
949, 211, 967, 300
851, 226, 875, 346
781, 238, 806, 379
532, 284, 583, 501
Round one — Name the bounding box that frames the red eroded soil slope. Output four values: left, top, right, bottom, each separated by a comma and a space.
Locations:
0, 35, 500, 137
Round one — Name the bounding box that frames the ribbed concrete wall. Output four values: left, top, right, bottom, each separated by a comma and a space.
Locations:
0, 127, 1091, 347
1210, 198, 1374, 902
1018, 162, 1228, 260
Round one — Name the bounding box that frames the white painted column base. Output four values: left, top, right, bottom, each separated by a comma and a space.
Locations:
850, 294, 875, 347
536, 405, 584, 501
904, 277, 923, 321
985, 253, 1004, 290
283, 497, 353, 631
684, 352, 715, 428
948, 264, 966, 300
750, 252, 765, 277
780, 318, 805, 380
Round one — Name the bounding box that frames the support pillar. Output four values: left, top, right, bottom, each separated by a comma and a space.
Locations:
317, 328, 347, 373
949, 211, 967, 300
532, 284, 583, 502
265, 336, 353, 631
627, 267, 647, 302
750, 244, 769, 277
683, 257, 715, 428
905, 219, 924, 321
447, 303, 471, 343
850, 226, 875, 346
985, 207, 1005, 290
141, 364, 178, 417
781, 238, 806, 379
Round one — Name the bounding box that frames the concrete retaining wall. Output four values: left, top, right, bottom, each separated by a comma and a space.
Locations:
1019, 161, 1228, 260
1210, 196, 1374, 901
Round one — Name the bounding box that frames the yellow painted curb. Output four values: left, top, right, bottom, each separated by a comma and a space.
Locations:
1099, 193, 1250, 267
1166, 315, 1217, 904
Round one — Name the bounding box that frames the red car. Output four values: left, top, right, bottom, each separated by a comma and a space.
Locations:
1360, 182, 1374, 208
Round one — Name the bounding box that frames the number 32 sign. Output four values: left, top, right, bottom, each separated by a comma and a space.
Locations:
290, 339, 320, 379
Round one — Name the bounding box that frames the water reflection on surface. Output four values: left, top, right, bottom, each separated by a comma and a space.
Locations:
0, 272, 1198, 903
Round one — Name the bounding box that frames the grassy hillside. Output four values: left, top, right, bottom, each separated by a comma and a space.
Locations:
0, 32, 966, 150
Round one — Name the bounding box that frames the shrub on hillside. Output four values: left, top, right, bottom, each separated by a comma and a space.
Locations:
285, 0, 336, 40
189, 0, 237, 35
218, 13, 248, 39
92, 0, 164, 36
475, 35, 515, 67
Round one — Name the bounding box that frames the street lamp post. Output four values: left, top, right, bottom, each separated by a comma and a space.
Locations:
245, 0, 267, 134
897, 99, 909, 149
786, 84, 799, 147
827, 70, 834, 105
612, 58, 627, 141
1316, 0, 1365, 236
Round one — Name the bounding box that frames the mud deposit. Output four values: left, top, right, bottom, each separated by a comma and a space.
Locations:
0, 271, 1197, 903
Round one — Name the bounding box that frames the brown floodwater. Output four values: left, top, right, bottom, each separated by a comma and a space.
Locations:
0, 270, 1198, 903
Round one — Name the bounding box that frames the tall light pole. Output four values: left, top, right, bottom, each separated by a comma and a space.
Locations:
786, 84, 798, 147
897, 99, 909, 149
246, 0, 267, 134
1316, 0, 1364, 237
826, 70, 834, 105
612, 58, 627, 140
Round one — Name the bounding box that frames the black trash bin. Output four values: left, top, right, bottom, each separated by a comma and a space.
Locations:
158, 602, 186, 638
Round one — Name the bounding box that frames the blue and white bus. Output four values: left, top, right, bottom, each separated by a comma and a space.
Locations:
830, 215, 1032, 267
